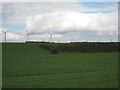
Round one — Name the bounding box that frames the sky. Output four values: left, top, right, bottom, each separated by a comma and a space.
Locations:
0, 1, 119, 42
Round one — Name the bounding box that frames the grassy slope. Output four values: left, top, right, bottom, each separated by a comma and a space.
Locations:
2, 43, 118, 88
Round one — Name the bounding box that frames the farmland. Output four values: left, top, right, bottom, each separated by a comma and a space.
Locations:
2, 43, 118, 88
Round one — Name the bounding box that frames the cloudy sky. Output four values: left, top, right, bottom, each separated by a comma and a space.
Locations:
0, 1, 119, 42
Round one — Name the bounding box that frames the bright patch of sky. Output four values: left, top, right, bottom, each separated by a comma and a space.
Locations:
81, 2, 106, 8
2, 24, 25, 30
81, 11, 114, 13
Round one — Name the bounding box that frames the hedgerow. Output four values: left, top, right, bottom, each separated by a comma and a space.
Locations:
39, 42, 118, 54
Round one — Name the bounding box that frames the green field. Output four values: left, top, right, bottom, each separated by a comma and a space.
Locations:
2, 43, 118, 88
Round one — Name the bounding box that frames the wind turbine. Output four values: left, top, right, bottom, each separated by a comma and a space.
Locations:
23, 33, 27, 42
49, 32, 52, 43
41, 38, 44, 42
110, 39, 113, 42
26, 32, 30, 42
58, 39, 60, 43
98, 39, 100, 42
2, 31, 8, 43
0, 32, 3, 42
25, 26, 30, 42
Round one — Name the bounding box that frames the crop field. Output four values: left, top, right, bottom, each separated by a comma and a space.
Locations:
2, 43, 118, 88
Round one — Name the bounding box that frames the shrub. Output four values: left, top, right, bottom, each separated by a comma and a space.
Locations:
50, 46, 59, 54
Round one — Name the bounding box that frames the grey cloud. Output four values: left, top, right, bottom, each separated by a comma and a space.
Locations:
2, 2, 118, 25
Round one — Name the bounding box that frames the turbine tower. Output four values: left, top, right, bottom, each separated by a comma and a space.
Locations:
26, 32, 30, 42
111, 39, 113, 42
49, 32, 52, 43
2, 31, 8, 43
98, 39, 100, 42
25, 26, 30, 42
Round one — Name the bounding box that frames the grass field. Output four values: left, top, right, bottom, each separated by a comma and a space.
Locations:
2, 43, 118, 88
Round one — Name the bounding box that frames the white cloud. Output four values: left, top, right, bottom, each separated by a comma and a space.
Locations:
26, 11, 118, 36
7, 32, 22, 40
2, 2, 118, 25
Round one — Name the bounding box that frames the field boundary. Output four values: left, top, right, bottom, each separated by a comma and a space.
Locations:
3, 70, 97, 78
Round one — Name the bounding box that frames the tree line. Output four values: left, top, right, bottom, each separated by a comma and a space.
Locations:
38, 42, 119, 54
